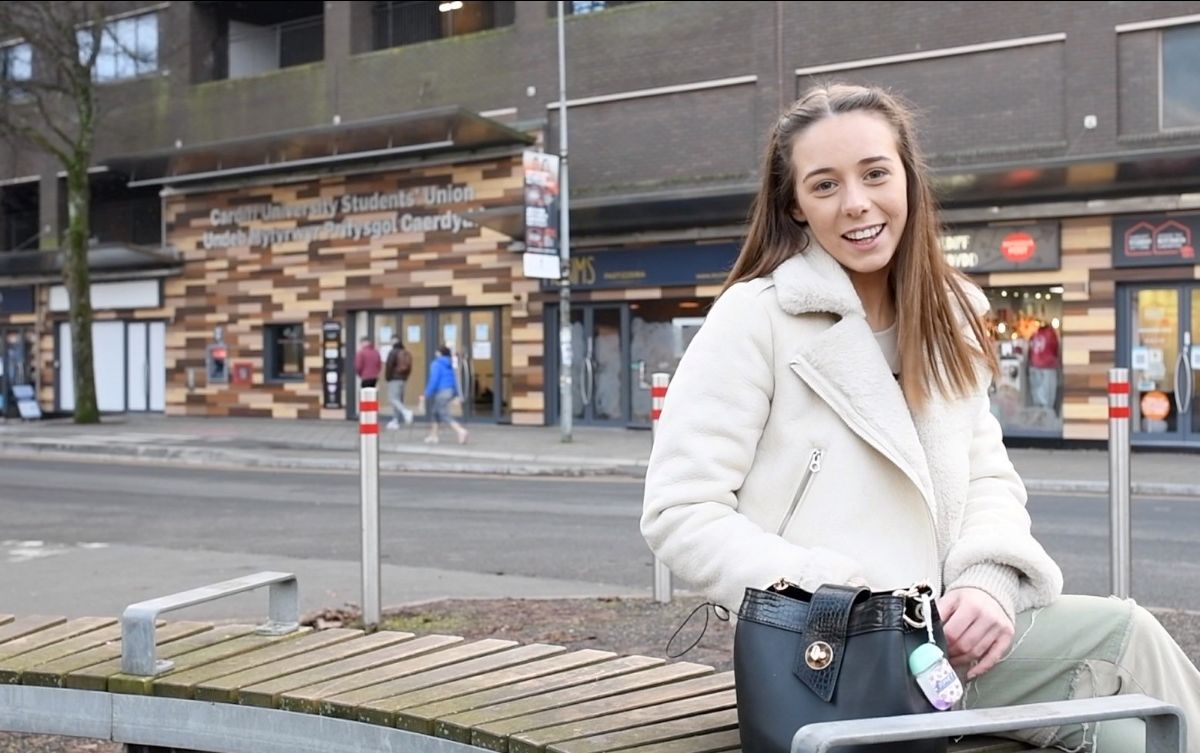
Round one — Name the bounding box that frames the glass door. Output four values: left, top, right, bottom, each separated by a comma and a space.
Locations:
569, 305, 626, 424
436, 309, 501, 422
2, 328, 35, 418
630, 301, 706, 426
1126, 285, 1198, 444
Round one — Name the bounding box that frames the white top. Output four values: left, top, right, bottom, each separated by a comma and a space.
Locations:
873, 320, 900, 376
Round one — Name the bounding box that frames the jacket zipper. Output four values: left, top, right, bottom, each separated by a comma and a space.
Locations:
776, 449, 823, 536
790, 361, 941, 576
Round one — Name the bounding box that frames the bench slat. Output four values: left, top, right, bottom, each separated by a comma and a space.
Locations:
317, 639, 525, 718
351, 644, 570, 725
471, 671, 734, 752
155, 628, 363, 700
209, 631, 414, 705
20, 622, 212, 688
0, 616, 13, 628
0, 616, 68, 647
421, 655, 666, 739
281, 637, 509, 715
548, 708, 739, 753
593, 728, 742, 753
435, 663, 712, 745
64, 624, 257, 691
0, 622, 126, 681
392, 650, 618, 734
513, 690, 737, 753
108, 627, 315, 695
271, 634, 465, 712
0, 617, 117, 662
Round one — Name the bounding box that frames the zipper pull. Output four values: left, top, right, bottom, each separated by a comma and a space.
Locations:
808, 449, 823, 473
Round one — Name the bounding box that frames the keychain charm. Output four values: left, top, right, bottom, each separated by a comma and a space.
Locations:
908, 593, 963, 710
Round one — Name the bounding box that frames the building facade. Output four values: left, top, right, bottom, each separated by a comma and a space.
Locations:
1, 1, 1199, 445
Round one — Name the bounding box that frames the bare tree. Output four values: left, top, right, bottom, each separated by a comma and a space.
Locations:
0, 1, 137, 423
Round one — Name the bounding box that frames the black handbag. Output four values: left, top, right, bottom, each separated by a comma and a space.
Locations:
734, 581, 950, 753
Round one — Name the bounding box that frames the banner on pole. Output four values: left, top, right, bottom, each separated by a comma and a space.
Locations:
523, 150, 561, 254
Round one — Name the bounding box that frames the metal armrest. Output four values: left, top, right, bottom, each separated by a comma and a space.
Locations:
791, 694, 1186, 753
121, 571, 300, 676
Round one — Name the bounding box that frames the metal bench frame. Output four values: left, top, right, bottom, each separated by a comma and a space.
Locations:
0, 572, 1189, 753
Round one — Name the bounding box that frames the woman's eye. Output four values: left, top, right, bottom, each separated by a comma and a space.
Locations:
813, 180, 836, 193
865, 168, 888, 181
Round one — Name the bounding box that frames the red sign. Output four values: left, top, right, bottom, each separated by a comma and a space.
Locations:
1000, 232, 1036, 263
232, 361, 253, 386
1141, 391, 1171, 422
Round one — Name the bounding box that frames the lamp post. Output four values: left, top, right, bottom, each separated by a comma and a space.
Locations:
557, 0, 573, 443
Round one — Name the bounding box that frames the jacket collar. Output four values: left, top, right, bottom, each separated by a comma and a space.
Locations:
772, 246, 939, 512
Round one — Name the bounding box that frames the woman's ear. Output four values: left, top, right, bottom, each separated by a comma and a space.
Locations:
791, 207, 806, 224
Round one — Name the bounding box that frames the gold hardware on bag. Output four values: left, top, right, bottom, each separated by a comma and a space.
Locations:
804, 640, 834, 670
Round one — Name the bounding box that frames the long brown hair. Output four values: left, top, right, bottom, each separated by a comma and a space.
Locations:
723, 83, 996, 408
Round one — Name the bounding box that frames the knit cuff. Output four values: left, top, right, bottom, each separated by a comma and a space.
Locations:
946, 563, 1020, 623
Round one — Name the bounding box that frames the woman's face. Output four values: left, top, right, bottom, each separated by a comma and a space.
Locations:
789, 111, 908, 287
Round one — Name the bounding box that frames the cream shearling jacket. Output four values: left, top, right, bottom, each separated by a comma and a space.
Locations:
640, 246, 1063, 620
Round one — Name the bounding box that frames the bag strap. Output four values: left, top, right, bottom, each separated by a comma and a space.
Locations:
793, 584, 868, 702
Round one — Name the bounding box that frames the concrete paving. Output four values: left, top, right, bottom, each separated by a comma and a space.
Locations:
0, 412, 1197, 496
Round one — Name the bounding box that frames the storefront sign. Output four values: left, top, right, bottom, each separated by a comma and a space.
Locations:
524, 151, 560, 253
1112, 213, 1198, 268
940, 223, 1060, 272
322, 321, 343, 409
561, 242, 740, 291
0, 286, 34, 314
202, 184, 478, 250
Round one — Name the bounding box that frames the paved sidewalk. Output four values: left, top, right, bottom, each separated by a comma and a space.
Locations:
0, 413, 1197, 496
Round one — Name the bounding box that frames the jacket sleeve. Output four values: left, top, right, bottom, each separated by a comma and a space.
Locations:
641, 283, 868, 615
942, 390, 1063, 619
424, 363, 436, 400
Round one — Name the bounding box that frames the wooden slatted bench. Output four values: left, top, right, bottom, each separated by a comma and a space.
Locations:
0, 572, 1184, 753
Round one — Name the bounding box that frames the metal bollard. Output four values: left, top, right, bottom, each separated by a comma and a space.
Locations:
1108, 368, 1132, 599
359, 387, 381, 631
651, 372, 673, 604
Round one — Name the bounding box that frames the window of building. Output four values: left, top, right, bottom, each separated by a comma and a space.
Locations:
982, 287, 1064, 436
78, 11, 159, 82
1163, 23, 1200, 129
1, 182, 39, 252
373, 1, 515, 50
193, 3, 323, 81
557, 1, 647, 16
1, 41, 32, 82
265, 324, 306, 382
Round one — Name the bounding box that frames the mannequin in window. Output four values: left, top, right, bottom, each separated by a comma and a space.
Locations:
1028, 323, 1060, 412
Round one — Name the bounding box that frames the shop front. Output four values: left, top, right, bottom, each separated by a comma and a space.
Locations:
1114, 213, 1200, 447
545, 241, 737, 427
944, 222, 1065, 438
0, 285, 36, 418
162, 153, 541, 423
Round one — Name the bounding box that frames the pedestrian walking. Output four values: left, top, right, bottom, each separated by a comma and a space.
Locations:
421, 345, 469, 444
384, 337, 415, 428
354, 337, 382, 388
641, 83, 1200, 753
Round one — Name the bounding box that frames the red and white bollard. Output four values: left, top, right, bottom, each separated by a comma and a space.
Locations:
651, 373, 673, 604
1108, 368, 1131, 599
359, 387, 381, 631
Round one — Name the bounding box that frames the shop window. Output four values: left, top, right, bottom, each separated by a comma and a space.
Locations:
1163, 23, 1200, 129
265, 324, 305, 382
983, 287, 1064, 435
372, 1, 515, 50
78, 11, 158, 82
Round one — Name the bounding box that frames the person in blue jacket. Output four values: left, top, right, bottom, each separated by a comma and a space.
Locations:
422, 345, 469, 444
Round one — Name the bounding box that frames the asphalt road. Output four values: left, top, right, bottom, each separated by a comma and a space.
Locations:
1, 457, 1197, 616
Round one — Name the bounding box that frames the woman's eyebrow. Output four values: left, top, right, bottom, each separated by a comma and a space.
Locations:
802, 155, 892, 182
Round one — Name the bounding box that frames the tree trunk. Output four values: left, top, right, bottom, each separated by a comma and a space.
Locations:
64, 162, 99, 424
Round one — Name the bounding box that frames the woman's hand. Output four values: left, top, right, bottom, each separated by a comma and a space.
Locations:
937, 587, 1014, 680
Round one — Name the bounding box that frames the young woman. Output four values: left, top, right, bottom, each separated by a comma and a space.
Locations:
641, 83, 1200, 752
